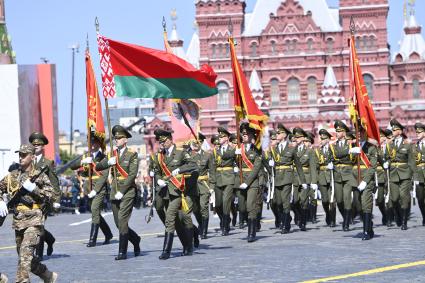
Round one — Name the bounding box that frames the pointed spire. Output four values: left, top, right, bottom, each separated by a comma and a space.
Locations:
322, 65, 338, 88
320, 65, 342, 105
186, 30, 200, 69
249, 69, 263, 92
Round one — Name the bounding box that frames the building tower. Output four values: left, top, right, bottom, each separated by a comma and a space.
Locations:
0, 0, 15, 64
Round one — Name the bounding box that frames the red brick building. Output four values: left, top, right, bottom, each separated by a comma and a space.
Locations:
146, 0, 425, 149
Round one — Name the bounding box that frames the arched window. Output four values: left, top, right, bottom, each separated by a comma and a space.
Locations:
413, 79, 420, 98
307, 77, 317, 103
307, 38, 314, 52
355, 36, 361, 49
363, 74, 374, 100
326, 38, 334, 53
225, 43, 230, 57
369, 36, 375, 49
362, 36, 368, 51
287, 78, 300, 105
289, 40, 297, 54
270, 79, 280, 106
218, 44, 223, 58
217, 82, 229, 109
250, 42, 258, 57
211, 44, 216, 59
271, 41, 277, 55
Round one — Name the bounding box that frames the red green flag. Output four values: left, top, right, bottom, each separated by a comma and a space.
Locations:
97, 35, 218, 99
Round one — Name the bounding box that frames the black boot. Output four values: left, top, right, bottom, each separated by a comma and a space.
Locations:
182, 228, 194, 256
115, 234, 128, 260
386, 207, 394, 227
193, 226, 200, 248
281, 213, 291, 234
128, 229, 141, 257
222, 215, 230, 236
201, 217, 209, 239
239, 212, 245, 229
323, 202, 330, 226
401, 209, 408, 230
362, 213, 371, 240
279, 211, 285, 230
256, 212, 261, 232
44, 230, 55, 256
343, 210, 351, 231
36, 236, 44, 261
99, 216, 113, 245
248, 218, 256, 243
300, 209, 308, 231
378, 204, 387, 225
87, 223, 99, 247
159, 232, 174, 260
395, 204, 402, 227
337, 203, 344, 220
330, 206, 336, 227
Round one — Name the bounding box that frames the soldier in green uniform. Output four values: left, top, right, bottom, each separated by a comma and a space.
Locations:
413, 122, 425, 226
29, 132, 61, 260
292, 128, 317, 231
148, 149, 169, 225
329, 120, 357, 231
264, 130, 280, 228
271, 123, 307, 234
213, 127, 237, 236
304, 131, 319, 223
190, 133, 215, 239
237, 123, 262, 242
376, 129, 391, 226
385, 119, 416, 230
0, 144, 58, 282
154, 129, 198, 260
70, 134, 113, 247
229, 134, 240, 228
315, 129, 335, 226
96, 125, 140, 260
346, 132, 362, 222
351, 130, 378, 240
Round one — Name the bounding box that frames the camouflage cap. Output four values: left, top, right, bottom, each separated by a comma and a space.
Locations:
15, 144, 35, 154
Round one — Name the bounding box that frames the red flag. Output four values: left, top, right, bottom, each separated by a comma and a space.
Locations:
229, 37, 268, 147
348, 34, 380, 167
86, 49, 105, 139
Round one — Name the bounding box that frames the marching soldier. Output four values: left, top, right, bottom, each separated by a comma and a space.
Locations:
229, 134, 240, 228
346, 132, 362, 222
385, 119, 416, 230
272, 123, 307, 234
264, 130, 280, 228
351, 130, 378, 240
330, 120, 357, 231
153, 129, 197, 260
70, 134, 113, 247
148, 149, 169, 225
237, 123, 262, 242
315, 129, 335, 227
376, 129, 391, 226
96, 125, 140, 260
213, 127, 237, 236
190, 133, 215, 239
0, 144, 58, 282
292, 128, 317, 231
304, 131, 319, 223
29, 132, 61, 260
413, 122, 425, 226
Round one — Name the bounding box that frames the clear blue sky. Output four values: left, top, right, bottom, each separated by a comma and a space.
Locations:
4, 0, 424, 134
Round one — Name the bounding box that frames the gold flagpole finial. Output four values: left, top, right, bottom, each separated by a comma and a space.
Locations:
162, 16, 167, 32
86, 33, 89, 51
349, 16, 356, 35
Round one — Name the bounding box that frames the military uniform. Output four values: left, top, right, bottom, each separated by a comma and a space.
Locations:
29, 132, 61, 260
330, 120, 357, 231
314, 129, 335, 226
272, 123, 306, 234
352, 139, 378, 240
385, 119, 416, 230
263, 131, 279, 228
213, 127, 237, 236
413, 123, 425, 226
376, 129, 392, 226
70, 135, 113, 247
148, 152, 169, 225
304, 131, 319, 224
96, 125, 140, 260
0, 144, 57, 283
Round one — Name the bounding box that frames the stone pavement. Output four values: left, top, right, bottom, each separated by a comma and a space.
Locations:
1, 205, 424, 283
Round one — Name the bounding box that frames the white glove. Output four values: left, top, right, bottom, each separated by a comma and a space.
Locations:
383, 161, 389, 169
349, 147, 361, 154
88, 190, 97, 199
302, 184, 308, 190
414, 180, 420, 186
53, 202, 61, 209
235, 148, 242, 155
81, 157, 93, 165
149, 171, 154, 177
327, 162, 334, 170
239, 183, 248, 190
0, 201, 8, 217
107, 157, 117, 166
114, 191, 123, 200
310, 184, 318, 190
357, 181, 367, 191
269, 160, 275, 167
157, 179, 167, 188
233, 167, 239, 173
171, 168, 180, 176
23, 179, 36, 192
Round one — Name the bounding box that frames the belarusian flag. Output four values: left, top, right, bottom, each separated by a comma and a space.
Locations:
97, 35, 218, 99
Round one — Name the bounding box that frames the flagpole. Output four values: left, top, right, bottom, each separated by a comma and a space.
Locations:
95, 17, 118, 191
350, 17, 361, 184
86, 34, 93, 193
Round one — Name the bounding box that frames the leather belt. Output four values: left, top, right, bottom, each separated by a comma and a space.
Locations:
217, 167, 233, 171
276, 165, 292, 170
198, 175, 209, 181
16, 204, 41, 211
